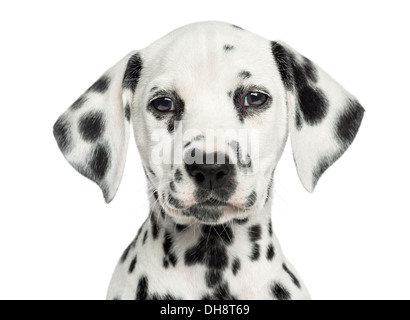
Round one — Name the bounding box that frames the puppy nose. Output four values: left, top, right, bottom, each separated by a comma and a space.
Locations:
185, 152, 233, 190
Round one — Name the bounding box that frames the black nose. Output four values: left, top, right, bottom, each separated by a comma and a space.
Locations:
185, 152, 234, 190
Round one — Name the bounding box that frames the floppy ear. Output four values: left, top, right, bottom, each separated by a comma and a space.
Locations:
271, 41, 365, 192
53, 51, 142, 203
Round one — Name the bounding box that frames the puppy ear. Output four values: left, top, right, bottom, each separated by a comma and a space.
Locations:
53, 51, 142, 202
271, 41, 365, 192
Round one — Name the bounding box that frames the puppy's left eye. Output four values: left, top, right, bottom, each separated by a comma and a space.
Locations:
244, 92, 268, 107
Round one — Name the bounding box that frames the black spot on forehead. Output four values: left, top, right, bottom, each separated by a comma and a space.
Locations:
271, 282, 291, 300
249, 224, 262, 242
89, 143, 110, 181
123, 53, 143, 93
78, 111, 105, 142
239, 71, 252, 80
335, 99, 365, 147
87, 75, 110, 94
136, 276, 149, 300
124, 103, 131, 122
53, 116, 72, 154
283, 263, 301, 289
223, 44, 235, 52
69, 95, 87, 111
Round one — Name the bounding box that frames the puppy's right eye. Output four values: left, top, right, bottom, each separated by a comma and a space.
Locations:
151, 97, 175, 112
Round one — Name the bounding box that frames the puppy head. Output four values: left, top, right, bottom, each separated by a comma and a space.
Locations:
54, 22, 364, 224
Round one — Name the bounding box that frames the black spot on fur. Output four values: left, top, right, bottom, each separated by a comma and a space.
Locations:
214, 283, 237, 300
250, 243, 260, 261
183, 205, 222, 223
298, 86, 329, 126
128, 256, 137, 273
271, 282, 291, 300
143, 231, 148, 245
295, 108, 303, 130
283, 263, 301, 289
268, 221, 273, 237
163, 258, 169, 269
69, 95, 87, 111
335, 99, 365, 147
267, 244, 275, 261
223, 44, 235, 52
239, 71, 251, 80
227, 91, 233, 98
79, 111, 105, 142
174, 169, 183, 183
184, 225, 233, 269
147, 168, 156, 176
123, 53, 143, 93
160, 207, 166, 220
206, 269, 223, 287
169, 253, 177, 267
169, 181, 176, 193
150, 293, 178, 300
271, 42, 294, 91
136, 276, 149, 300
232, 24, 243, 30
150, 213, 159, 240
53, 116, 72, 154
234, 217, 249, 225
312, 153, 341, 187
175, 224, 188, 232
265, 174, 274, 205
163, 232, 178, 268
168, 194, 184, 209
89, 144, 110, 181
87, 75, 110, 94
124, 103, 131, 121
245, 191, 257, 208
249, 224, 262, 242
153, 191, 159, 201
232, 258, 241, 276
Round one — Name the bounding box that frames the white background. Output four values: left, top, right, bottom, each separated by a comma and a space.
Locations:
1, 0, 409, 300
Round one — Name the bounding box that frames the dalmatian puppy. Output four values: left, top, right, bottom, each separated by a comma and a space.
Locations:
53, 21, 364, 300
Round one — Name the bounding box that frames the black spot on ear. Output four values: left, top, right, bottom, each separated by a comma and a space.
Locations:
250, 243, 260, 261
232, 258, 241, 276
128, 256, 137, 273
336, 99, 365, 147
302, 57, 318, 82
174, 169, 183, 183
223, 44, 235, 52
123, 53, 143, 93
143, 231, 148, 245
79, 111, 105, 142
298, 86, 329, 126
245, 191, 257, 208
312, 153, 341, 186
295, 108, 303, 130
87, 75, 110, 94
283, 263, 301, 289
271, 282, 291, 300
232, 24, 243, 30
136, 276, 149, 300
70, 95, 87, 111
267, 244, 275, 261
249, 224, 262, 242
89, 144, 110, 181
271, 42, 294, 91
53, 116, 72, 154
239, 71, 251, 80
124, 103, 131, 122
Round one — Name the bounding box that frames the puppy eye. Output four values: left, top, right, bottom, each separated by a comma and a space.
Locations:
244, 92, 268, 107
151, 97, 175, 112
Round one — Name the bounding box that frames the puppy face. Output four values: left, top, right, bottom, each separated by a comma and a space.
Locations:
132, 24, 288, 224
54, 22, 364, 225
